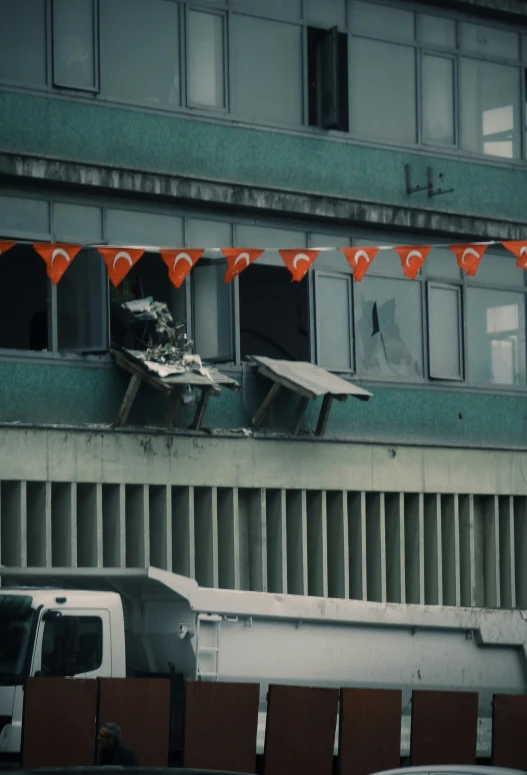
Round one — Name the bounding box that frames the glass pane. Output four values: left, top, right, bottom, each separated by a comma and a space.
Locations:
355, 276, 423, 379
423, 55, 454, 146
232, 16, 302, 126
231, 0, 301, 21
428, 284, 462, 379
351, 1, 415, 40
460, 59, 520, 159
316, 273, 353, 371
187, 217, 231, 248
53, 203, 102, 243
467, 288, 526, 385
304, 0, 345, 29
424, 246, 460, 280
188, 11, 225, 109
58, 249, 107, 352
0, 0, 46, 86
420, 14, 455, 48
53, 0, 96, 90
101, 0, 180, 108
311, 232, 351, 272
106, 209, 183, 246
461, 23, 519, 60
236, 224, 305, 266
469, 248, 524, 286
193, 263, 233, 361
350, 39, 416, 143
0, 195, 50, 237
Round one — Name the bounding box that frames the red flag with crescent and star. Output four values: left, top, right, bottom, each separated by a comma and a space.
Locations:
0, 240, 16, 258
502, 241, 527, 270
279, 249, 320, 282
98, 247, 145, 287
33, 242, 82, 283
394, 245, 432, 280
160, 249, 204, 288
449, 243, 488, 276
222, 248, 265, 283
341, 246, 380, 282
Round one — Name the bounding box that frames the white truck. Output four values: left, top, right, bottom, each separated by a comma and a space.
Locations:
0, 566, 526, 763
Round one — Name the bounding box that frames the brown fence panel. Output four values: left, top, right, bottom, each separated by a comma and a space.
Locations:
184, 681, 259, 773
410, 690, 478, 765
263, 685, 339, 775
22, 678, 97, 767
492, 693, 527, 768
339, 688, 402, 775
98, 677, 170, 766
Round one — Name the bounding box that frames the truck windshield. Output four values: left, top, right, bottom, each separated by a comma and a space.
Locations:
0, 595, 35, 677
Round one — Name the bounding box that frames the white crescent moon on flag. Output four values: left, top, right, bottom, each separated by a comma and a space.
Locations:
234, 251, 250, 267
172, 252, 194, 271
520, 246, 527, 258
354, 249, 371, 265
113, 251, 133, 271
461, 247, 479, 266
292, 252, 311, 270
405, 249, 422, 268
51, 247, 72, 267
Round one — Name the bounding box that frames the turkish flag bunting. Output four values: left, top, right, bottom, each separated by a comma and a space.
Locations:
394, 245, 432, 280
222, 248, 265, 283
341, 246, 380, 282
449, 243, 488, 276
98, 247, 145, 287
0, 240, 16, 257
279, 249, 320, 282
33, 242, 82, 283
161, 249, 204, 288
502, 241, 527, 269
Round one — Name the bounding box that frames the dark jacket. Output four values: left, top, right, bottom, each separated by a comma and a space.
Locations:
99, 742, 140, 766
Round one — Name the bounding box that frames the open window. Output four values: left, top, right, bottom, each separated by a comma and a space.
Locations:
0, 244, 50, 351
308, 26, 348, 131
239, 264, 310, 362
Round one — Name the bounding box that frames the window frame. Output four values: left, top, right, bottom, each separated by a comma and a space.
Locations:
313, 269, 355, 374
51, 0, 100, 94
426, 281, 464, 381
185, 4, 229, 113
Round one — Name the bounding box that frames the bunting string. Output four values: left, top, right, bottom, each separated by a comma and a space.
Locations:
2, 238, 526, 286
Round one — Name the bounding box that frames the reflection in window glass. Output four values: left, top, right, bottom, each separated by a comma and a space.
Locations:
350, 39, 416, 143
355, 277, 423, 379
420, 15, 456, 48
423, 55, 454, 146
351, 1, 415, 40
460, 23, 519, 60
101, 0, 180, 108
460, 59, 520, 158
0, 0, 47, 86
188, 11, 225, 109
231, 15, 303, 126
467, 288, 526, 385
53, 0, 96, 90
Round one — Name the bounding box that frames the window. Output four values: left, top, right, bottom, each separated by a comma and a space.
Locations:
308, 27, 348, 131
427, 283, 463, 380
41, 615, 103, 677
466, 288, 526, 385
101, 0, 180, 108
187, 10, 225, 109
52, 0, 98, 91
420, 15, 456, 48
314, 271, 353, 371
422, 55, 455, 146
0, 245, 49, 351
0, 0, 46, 87
351, 1, 415, 41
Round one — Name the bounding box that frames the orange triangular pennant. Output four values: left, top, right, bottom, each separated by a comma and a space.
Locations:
160, 249, 204, 288
449, 243, 488, 276
279, 249, 320, 282
0, 240, 16, 257
33, 242, 82, 283
98, 247, 145, 287
341, 246, 379, 282
222, 248, 265, 283
394, 245, 432, 280
502, 241, 527, 270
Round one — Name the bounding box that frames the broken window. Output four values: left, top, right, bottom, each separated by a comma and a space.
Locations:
355, 276, 423, 379
0, 244, 49, 351
239, 264, 309, 362
308, 26, 348, 131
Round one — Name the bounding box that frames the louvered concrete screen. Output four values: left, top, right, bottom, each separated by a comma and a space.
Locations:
1, 482, 526, 609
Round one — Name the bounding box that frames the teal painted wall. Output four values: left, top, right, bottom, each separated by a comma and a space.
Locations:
0, 358, 525, 448
0, 90, 525, 227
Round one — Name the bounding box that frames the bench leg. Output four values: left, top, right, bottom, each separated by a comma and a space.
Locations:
190, 387, 212, 430
293, 396, 310, 435
250, 382, 282, 429
166, 389, 182, 428
115, 374, 141, 428
316, 394, 334, 437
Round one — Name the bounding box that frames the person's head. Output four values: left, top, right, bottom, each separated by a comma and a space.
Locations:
98, 722, 122, 750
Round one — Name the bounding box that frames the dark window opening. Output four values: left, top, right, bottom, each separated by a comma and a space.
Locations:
0, 245, 49, 351
239, 265, 309, 362
41, 615, 103, 677
308, 26, 348, 131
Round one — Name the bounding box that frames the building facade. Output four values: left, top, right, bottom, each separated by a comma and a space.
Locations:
0, 0, 526, 610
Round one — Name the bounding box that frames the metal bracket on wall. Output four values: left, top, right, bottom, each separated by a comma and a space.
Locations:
405, 164, 454, 198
